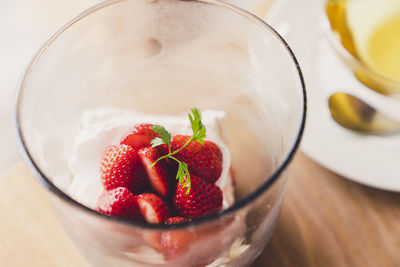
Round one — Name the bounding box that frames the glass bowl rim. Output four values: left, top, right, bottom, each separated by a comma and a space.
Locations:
14, 0, 307, 230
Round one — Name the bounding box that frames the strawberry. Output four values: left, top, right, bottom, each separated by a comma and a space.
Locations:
171, 135, 222, 184
137, 193, 170, 224
161, 228, 192, 261
162, 215, 238, 264
97, 187, 143, 220
100, 144, 148, 193
173, 175, 222, 219
161, 216, 191, 260
121, 124, 158, 149
161, 216, 220, 263
165, 217, 186, 224
138, 146, 173, 198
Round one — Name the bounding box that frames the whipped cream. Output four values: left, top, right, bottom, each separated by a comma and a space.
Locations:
68, 109, 235, 210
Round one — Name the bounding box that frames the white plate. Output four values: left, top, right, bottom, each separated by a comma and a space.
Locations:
265, 0, 400, 191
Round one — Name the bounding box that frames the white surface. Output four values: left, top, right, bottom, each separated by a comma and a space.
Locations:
268, 0, 400, 191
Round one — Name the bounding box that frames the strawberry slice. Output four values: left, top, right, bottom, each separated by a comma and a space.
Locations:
162, 216, 237, 263
165, 217, 186, 224
97, 187, 143, 220
161, 228, 192, 261
162, 217, 192, 261
121, 124, 158, 149
101, 144, 148, 194
161, 216, 217, 263
173, 175, 222, 219
138, 147, 173, 198
171, 135, 223, 184
137, 193, 170, 224
141, 216, 186, 253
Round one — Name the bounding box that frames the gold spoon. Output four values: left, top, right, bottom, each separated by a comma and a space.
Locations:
328, 92, 400, 134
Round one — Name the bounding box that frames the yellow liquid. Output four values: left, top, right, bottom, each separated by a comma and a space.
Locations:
326, 1, 400, 82
366, 13, 400, 80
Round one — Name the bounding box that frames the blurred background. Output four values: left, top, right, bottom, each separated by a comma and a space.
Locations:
1, 0, 101, 173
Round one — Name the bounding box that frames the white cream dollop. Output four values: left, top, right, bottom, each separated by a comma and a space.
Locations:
68, 109, 235, 209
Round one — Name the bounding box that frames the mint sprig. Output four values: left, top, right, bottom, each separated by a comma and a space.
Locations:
149, 108, 206, 194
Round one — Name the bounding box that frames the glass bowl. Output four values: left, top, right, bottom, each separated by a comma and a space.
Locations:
15, 0, 306, 266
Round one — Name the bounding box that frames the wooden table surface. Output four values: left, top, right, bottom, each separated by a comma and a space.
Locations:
1, 152, 399, 267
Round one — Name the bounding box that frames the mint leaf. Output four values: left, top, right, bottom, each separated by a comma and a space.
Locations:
189, 112, 195, 132
150, 125, 171, 146
177, 161, 190, 192
183, 172, 191, 194
189, 108, 206, 143
195, 127, 206, 144
189, 108, 201, 133
176, 161, 185, 184
150, 137, 165, 148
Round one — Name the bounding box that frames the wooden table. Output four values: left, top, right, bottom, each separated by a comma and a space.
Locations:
1, 152, 399, 266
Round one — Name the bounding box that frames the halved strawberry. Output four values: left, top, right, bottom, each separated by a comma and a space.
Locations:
137, 193, 170, 223
138, 147, 173, 198
101, 144, 148, 193
121, 124, 158, 149
173, 175, 222, 219
97, 187, 143, 220
171, 135, 222, 184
